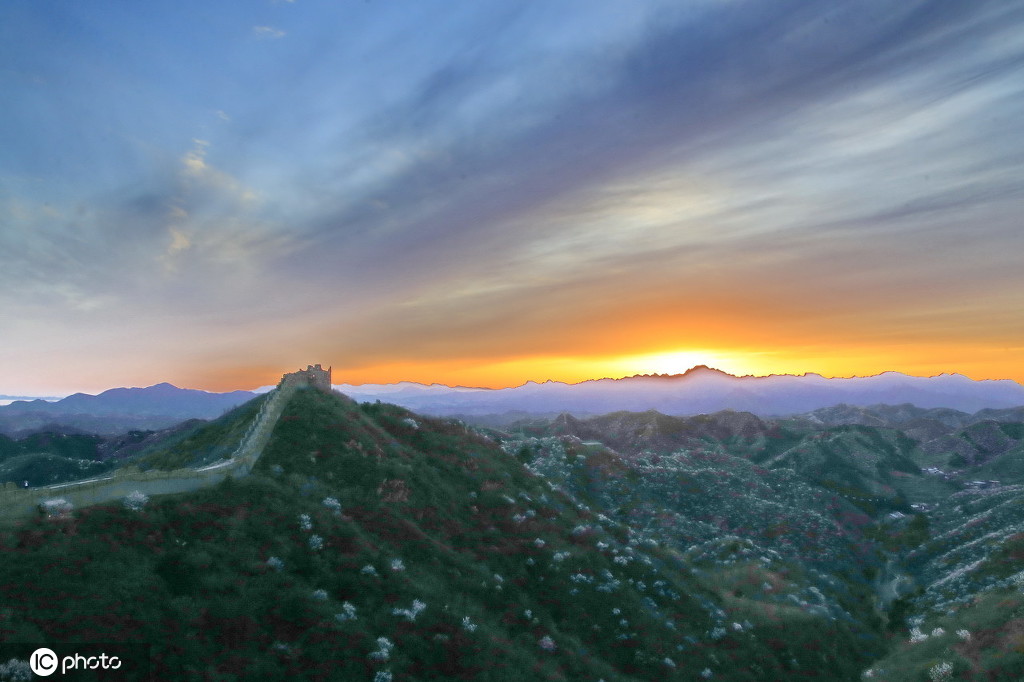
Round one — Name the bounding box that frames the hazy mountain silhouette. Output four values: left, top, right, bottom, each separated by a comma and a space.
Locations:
0, 383, 255, 435
340, 367, 1024, 419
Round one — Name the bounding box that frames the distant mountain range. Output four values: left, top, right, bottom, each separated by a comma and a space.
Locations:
3, 367, 1022, 436
0, 383, 255, 435
339, 366, 1024, 420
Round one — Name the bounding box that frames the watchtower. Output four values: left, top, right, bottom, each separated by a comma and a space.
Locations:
279, 364, 332, 392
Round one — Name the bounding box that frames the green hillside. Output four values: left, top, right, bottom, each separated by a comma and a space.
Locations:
0, 432, 111, 487
130, 394, 271, 471
509, 412, 956, 513
0, 427, 200, 487
5, 392, 1024, 679
862, 483, 1024, 680
0, 389, 882, 680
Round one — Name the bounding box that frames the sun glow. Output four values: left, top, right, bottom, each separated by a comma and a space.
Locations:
613, 350, 751, 377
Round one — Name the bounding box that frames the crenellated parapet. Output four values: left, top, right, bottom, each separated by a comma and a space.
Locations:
279, 364, 332, 392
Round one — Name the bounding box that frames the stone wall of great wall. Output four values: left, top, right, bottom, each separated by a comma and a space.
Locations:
0, 379, 300, 522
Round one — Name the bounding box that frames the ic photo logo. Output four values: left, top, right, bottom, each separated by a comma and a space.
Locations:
30, 647, 123, 677
29, 647, 57, 676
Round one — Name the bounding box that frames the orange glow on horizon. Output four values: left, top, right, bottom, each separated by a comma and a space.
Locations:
17, 345, 1022, 397
320, 343, 1024, 390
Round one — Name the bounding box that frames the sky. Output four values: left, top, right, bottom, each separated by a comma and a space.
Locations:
2, 0, 1024, 395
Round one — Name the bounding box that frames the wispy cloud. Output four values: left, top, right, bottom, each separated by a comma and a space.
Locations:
252, 25, 286, 40
267, 0, 1024, 375
2, 0, 1023, 390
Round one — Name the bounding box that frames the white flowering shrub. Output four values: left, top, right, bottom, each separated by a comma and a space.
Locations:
123, 490, 149, 512
0, 658, 31, 682
266, 556, 284, 571
390, 558, 406, 572
402, 417, 419, 429
596, 570, 621, 593
462, 615, 478, 632
534, 538, 546, 548
701, 668, 714, 679
322, 497, 342, 513
663, 657, 676, 668
308, 534, 324, 551
956, 628, 971, 641
311, 589, 328, 601
299, 514, 312, 531
335, 601, 357, 622
373, 672, 393, 682
368, 637, 394, 662
392, 599, 426, 621
361, 564, 379, 577
40, 498, 73, 517
928, 661, 953, 682
538, 635, 556, 651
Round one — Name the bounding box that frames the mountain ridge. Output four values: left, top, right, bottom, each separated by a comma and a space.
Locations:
5, 369, 1023, 436
339, 369, 1024, 419
0, 384, 257, 435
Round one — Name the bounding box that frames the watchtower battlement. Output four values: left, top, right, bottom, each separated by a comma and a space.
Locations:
279, 364, 332, 392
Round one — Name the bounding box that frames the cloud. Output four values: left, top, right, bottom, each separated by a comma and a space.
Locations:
3, 0, 1024, 390
177, 139, 258, 204
153, 139, 301, 284
167, 226, 191, 254
181, 138, 210, 176
252, 26, 286, 39
260, 0, 1024, 373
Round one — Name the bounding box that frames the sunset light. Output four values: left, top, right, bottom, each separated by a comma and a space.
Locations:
1, 1, 1021, 396
3, 4, 1024, 679
615, 350, 757, 378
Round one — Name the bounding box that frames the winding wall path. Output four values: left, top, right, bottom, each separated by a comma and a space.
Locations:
0, 385, 296, 521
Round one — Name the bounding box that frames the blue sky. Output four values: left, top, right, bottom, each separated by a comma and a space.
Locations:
3, 0, 1024, 394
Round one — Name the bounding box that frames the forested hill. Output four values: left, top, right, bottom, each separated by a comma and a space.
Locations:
1, 389, 884, 680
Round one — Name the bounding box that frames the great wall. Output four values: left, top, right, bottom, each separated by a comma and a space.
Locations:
0, 365, 332, 522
